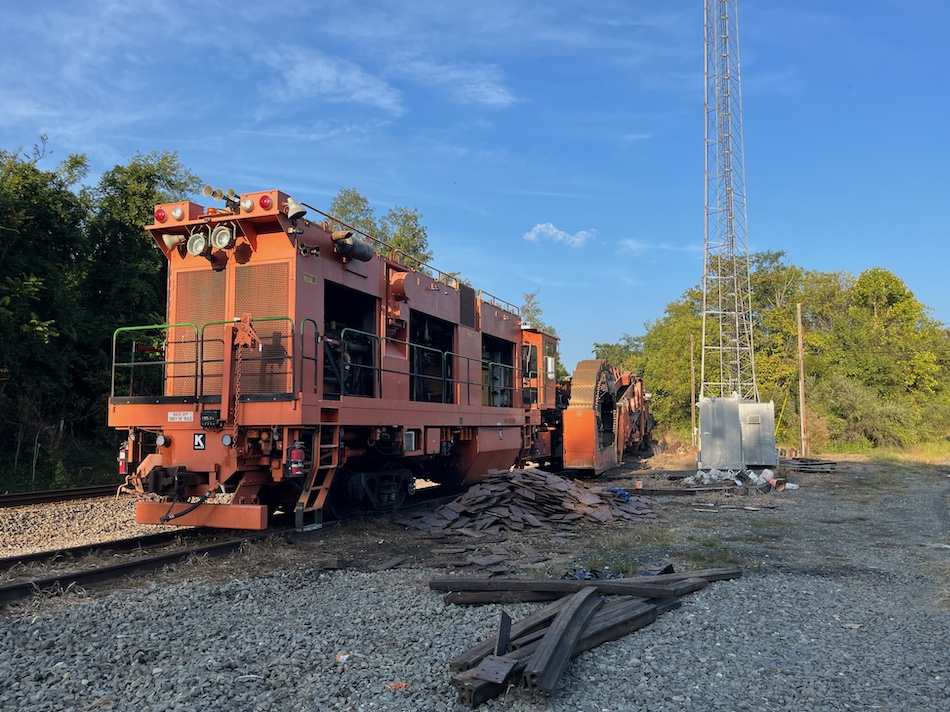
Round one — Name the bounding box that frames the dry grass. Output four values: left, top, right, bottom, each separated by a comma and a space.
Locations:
6, 580, 91, 617
582, 524, 688, 574
682, 547, 748, 568
589, 524, 682, 550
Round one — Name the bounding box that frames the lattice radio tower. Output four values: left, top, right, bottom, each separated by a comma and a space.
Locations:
701, 0, 759, 402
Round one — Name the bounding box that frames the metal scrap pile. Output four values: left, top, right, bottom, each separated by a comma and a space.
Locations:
432, 567, 742, 707
406, 468, 655, 538
782, 457, 837, 474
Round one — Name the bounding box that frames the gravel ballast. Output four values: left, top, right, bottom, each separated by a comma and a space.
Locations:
1, 459, 948, 711
0, 497, 173, 558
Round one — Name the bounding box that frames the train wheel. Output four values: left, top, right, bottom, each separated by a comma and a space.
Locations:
384, 461, 409, 509
327, 467, 356, 520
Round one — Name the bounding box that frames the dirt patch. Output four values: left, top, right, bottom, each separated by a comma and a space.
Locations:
222, 454, 948, 604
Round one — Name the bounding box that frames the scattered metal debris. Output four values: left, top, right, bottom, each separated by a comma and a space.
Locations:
782, 457, 837, 474
401, 469, 655, 539
439, 566, 743, 707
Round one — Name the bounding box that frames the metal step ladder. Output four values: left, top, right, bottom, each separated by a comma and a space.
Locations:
294, 424, 340, 530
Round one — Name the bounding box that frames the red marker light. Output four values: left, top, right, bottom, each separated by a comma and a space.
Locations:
259, 195, 273, 210
154, 208, 167, 223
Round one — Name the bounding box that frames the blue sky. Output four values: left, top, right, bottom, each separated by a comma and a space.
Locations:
2, 0, 947, 369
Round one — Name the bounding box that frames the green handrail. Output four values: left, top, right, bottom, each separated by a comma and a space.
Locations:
111, 322, 199, 398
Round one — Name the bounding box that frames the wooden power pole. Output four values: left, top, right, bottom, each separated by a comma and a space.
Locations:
797, 303, 808, 457
690, 334, 696, 444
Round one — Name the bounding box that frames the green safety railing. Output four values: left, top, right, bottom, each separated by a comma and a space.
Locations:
111, 323, 199, 400
113, 317, 522, 408
200, 316, 295, 399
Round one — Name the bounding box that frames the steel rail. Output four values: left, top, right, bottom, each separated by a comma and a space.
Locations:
521, 587, 604, 692
0, 530, 204, 574
0, 536, 264, 607
0, 485, 120, 508
0, 482, 458, 608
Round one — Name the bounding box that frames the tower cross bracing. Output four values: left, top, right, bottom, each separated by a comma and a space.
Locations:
701, 0, 759, 402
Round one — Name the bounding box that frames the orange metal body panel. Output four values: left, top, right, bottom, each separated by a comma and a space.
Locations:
562, 409, 618, 473
521, 329, 559, 410
480, 302, 522, 342
425, 427, 442, 455
534, 430, 552, 458
114, 188, 652, 530
457, 427, 523, 484
136, 500, 267, 529
113, 188, 535, 529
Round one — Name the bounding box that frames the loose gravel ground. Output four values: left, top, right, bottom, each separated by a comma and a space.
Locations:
1, 455, 948, 711
0, 497, 173, 559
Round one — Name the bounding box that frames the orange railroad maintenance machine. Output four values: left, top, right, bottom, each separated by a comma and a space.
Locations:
111, 186, 651, 530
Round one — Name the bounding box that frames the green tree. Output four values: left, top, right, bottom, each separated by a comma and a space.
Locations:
381, 205, 431, 267
814, 268, 940, 399
0, 138, 90, 488
638, 293, 702, 434
592, 333, 643, 373
74, 152, 200, 458
611, 254, 950, 450
521, 290, 554, 333
80, 150, 200, 330
329, 187, 379, 236
328, 188, 432, 268
0, 143, 201, 490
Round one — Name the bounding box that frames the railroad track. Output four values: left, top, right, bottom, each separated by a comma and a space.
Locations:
0, 530, 199, 574
0, 488, 459, 609
0, 484, 121, 508
0, 530, 283, 606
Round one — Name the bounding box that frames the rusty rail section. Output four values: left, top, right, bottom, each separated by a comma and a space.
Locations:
0, 484, 120, 508
522, 586, 603, 691
439, 566, 743, 707
0, 531, 194, 574
430, 574, 714, 598
0, 538, 255, 607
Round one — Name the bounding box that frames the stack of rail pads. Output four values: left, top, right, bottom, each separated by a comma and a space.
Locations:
433, 567, 743, 707
404, 468, 655, 537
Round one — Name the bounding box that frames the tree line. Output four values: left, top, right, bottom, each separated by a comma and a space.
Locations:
593, 252, 950, 452
0, 140, 432, 490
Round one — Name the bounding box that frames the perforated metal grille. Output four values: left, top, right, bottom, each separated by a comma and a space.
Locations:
170, 269, 227, 396
235, 262, 292, 394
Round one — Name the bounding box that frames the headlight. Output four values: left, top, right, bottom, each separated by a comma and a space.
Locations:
186, 231, 209, 256
210, 224, 235, 250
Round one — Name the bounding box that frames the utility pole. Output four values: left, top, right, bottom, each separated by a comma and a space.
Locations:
690, 334, 696, 444
797, 303, 808, 456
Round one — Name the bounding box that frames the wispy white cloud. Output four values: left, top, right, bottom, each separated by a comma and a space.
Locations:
400, 60, 516, 108
524, 222, 597, 248
620, 239, 702, 255
622, 132, 654, 142
257, 47, 404, 115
